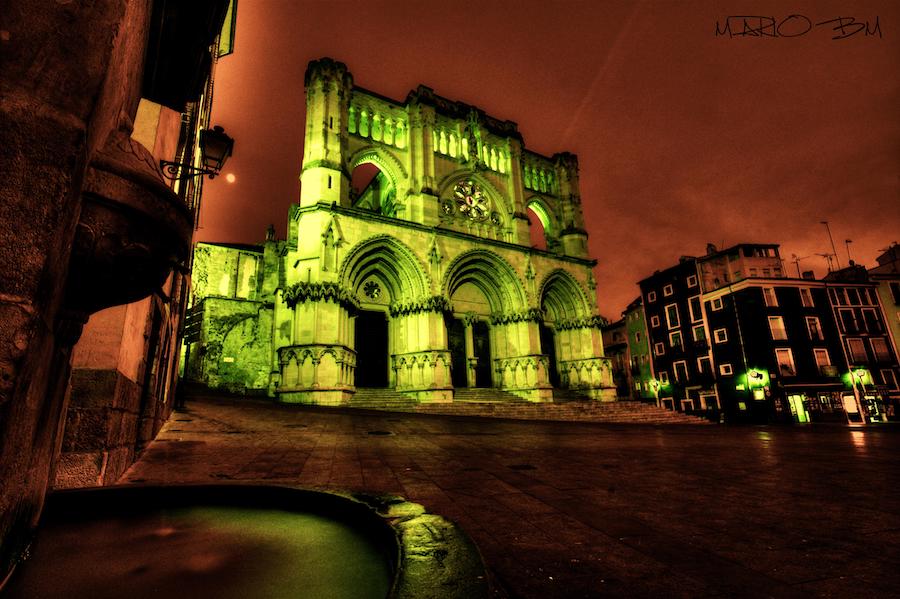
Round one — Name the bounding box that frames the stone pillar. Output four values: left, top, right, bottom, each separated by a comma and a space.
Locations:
463, 317, 476, 388
553, 152, 590, 259
507, 140, 532, 246
404, 102, 439, 225
276, 282, 358, 405
556, 317, 616, 401
490, 312, 553, 402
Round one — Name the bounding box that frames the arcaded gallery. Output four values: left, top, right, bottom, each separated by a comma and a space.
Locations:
185, 58, 615, 405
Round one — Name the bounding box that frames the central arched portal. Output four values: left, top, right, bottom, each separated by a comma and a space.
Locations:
447, 282, 494, 388
444, 251, 528, 389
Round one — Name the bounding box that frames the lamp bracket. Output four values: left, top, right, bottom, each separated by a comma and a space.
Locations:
160, 160, 219, 182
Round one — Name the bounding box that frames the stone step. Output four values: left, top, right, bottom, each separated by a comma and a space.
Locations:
453, 388, 526, 403
336, 387, 710, 425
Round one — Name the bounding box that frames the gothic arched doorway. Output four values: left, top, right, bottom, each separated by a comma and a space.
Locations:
340, 236, 430, 390
444, 250, 528, 389
540, 270, 591, 389
354, 309, 388, 387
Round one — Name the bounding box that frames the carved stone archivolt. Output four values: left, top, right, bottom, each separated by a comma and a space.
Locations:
282, 281, 361, 312
490, 308, 543, 325
389, 295, 451, 317
555, 315, 606, 331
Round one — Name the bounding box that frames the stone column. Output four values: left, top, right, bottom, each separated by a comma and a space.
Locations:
464, 328, 476, 388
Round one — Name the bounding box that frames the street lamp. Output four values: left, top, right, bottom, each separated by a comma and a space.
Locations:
160, 125, 234, 181
649, 379, 661, 408
850, 368, 869, 424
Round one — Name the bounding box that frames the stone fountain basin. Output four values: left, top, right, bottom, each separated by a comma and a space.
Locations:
2, 484, 488, 599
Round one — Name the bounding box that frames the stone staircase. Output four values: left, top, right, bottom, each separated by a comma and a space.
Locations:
346, 387, 711, 425
348, 388, 419, 410
452, 388, 527, 403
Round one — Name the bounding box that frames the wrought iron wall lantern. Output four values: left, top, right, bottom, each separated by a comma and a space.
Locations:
160, 125, 234, 181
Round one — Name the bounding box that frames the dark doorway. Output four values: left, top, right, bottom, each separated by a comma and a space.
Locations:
472, 321, 492, 387
355, 310, 388, 387
540, 324, 560, 387
447, 316, 467, 388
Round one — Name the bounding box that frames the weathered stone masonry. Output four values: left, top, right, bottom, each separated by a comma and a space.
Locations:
186, 58, 615, 404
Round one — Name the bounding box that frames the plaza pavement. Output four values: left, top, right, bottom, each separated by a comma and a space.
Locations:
121, 395, 900, 598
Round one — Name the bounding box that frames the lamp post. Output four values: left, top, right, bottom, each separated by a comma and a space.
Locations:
160, 125, 234, 181
851, 368, 868, 424
650, 379, 661, 408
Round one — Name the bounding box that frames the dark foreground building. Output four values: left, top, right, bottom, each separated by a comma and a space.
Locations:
0, 0, 234, 580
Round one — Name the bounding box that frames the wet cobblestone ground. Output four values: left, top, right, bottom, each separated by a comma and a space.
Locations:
123, 396, 900, 598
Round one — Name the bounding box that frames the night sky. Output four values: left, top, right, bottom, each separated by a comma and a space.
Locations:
200, 0, 899, 318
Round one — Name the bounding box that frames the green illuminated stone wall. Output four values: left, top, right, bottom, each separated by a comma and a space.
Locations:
185, 240, 281, 394
186, 59, 617, 405
624, 300, 654, 400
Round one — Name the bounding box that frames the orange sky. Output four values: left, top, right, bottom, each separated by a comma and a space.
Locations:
201, 0, 899, 318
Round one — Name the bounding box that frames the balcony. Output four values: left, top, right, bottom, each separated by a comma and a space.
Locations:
818, 365, 839, 378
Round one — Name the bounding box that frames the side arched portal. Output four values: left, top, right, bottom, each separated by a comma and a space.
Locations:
341, 236, 430, 388
338, 236, 451, 396
539, 270, 608, 395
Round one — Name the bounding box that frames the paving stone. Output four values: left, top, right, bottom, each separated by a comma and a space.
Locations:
120, 396, 900, 598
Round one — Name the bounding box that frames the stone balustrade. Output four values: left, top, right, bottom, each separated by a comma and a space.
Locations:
392, 350, 452, 395
348, 103, 407, 149
494, 355, 552, 401
431, 126, 507, 174
558, 357, 615, 400
522, 163, 556, 195
277, 344, 356, 404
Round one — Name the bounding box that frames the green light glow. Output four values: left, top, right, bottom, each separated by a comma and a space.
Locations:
742, 368, 770, 390
843, 368, 872, 387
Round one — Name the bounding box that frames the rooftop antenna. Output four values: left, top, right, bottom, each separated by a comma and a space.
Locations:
791, 254, 811, 278
821, 221, 842, 269
816, 252, 835, 272
845, 239, 853, 264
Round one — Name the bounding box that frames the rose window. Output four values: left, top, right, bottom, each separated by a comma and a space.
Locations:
453, 180, 489, 221
363, 280, 381, 300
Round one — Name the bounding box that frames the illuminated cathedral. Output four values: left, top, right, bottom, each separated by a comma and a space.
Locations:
185, 58, 615, 404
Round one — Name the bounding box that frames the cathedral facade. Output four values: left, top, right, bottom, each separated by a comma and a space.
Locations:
186, 58, 615, 404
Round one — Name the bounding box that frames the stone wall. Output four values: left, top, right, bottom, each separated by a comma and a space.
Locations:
191, 298, 273, 394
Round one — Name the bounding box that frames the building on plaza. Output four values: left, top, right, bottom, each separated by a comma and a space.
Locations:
184, 58, 616, 405
601, 319, 629, 398
639, 254, 719, 415
869, 242, 900, 377
622, 297, 655, 401
0, 0, 235, 579
636, 243, 900, 424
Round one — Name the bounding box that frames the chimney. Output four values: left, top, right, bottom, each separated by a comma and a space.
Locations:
801, 270, 815, 280
706, 243, 717, 255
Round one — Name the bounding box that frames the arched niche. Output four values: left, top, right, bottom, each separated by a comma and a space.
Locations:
525, 197, 558, 252
340, 235, 429, 303
443, 250, 527, 315
347, 147, 408, 217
